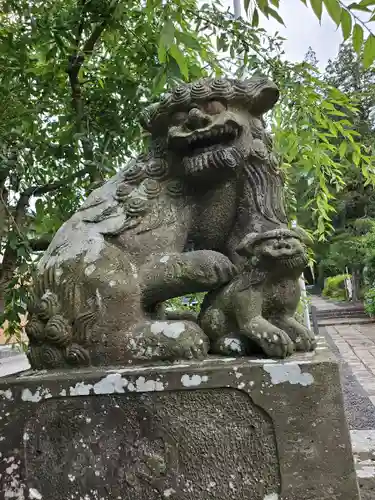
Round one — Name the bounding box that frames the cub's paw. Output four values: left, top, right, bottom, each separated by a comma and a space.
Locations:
256, 329, 295, 358
170, 324, 209, 360
293, 328, 317, 352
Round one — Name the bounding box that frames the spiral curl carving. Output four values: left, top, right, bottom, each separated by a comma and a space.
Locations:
172, 85, 191, 106
191, 81, 211, 101
27, 345, 44, 370
210, 79, 233, 99
37, 291, 60, 321
166, 179, 184, 197
115, 183, 133, 201
25, 316, 46, 343
41, 345, 65, 369
145, 159, 169, 180
126, 197, 148, 217
65, 343, 91, 366
140, 178, 161, 198
45, 314, 73, 347
123, 162, 146, 183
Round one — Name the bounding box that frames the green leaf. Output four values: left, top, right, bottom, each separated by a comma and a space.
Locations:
353, 150, 361, 166
310, 0, 323, 21
363, 34, 375, 68
257, 0, 270, 17
244, 0, 251, 13
348, 2, 371, 12
252, 8, 260, 26
169, 45, 189, 79
159, 20, 175, 50
158, 43, 167, 63
359, 0, 375, 6
267, 7, 285, 24
270, 0, 280, 6
340, 9, 352, 40
339, 141, 348, 158
323, 0, 342, 25
176, 31, 201, 51
353, 23, 364, 55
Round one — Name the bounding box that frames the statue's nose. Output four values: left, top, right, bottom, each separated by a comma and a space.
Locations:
185, 107, 211, 130
274, 240, 292, 250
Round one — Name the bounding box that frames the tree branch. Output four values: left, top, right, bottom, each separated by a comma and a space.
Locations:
21, 166, 90, 198
66, 0, 119, 184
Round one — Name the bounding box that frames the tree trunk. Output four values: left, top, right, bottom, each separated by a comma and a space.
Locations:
351, 269, 361, 302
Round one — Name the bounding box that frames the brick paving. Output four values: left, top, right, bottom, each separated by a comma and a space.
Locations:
326, 323, 375, 403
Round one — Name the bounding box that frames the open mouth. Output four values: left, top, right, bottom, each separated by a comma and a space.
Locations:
169, 122, 241, 156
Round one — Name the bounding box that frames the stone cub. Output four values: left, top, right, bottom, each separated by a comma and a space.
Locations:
198, 228, 316, 358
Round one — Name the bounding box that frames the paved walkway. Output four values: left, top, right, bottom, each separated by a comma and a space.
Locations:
326, 323, 375, 404
311, 296, 375, 496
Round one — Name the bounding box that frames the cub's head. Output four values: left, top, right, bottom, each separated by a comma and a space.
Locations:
141, 77, 279, 180
236, 228, 308, 275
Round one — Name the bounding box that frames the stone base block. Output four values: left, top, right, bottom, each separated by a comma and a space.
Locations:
0, 349, 360, 499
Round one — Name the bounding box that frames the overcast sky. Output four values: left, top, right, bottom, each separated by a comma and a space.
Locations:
222, 0, 346, 71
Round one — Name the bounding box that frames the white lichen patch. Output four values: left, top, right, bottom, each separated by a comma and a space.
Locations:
181, 374, 208, 387
93, 374, 126, 394
223, 338, 242, 352
69, 374, 165, 396
263, 364, 314, 386
29, 487, 43, 499
264, 493, 279, 500
70, 381, 93, 396
0, 389, 13, 401
84, 264, 96, 276
150, 321, 185, 338
135, 376, 164, 392
21, 387, 52, 403
160, 255, 170, 263
163, 488, 176, 497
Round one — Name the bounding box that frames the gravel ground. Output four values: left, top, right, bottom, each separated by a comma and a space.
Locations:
322, 327, 375, 430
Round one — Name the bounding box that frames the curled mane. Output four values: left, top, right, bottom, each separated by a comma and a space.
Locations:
244, 119, 288, 226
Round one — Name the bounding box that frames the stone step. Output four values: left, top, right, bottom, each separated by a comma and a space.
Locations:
317, 317, 375, 326
313, 307, 366, 317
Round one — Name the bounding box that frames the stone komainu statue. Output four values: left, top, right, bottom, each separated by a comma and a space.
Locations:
25, 76, 315, 369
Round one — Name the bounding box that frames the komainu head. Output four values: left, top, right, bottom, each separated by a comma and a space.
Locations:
141, 76, 279, 179
236, 228, 308, 276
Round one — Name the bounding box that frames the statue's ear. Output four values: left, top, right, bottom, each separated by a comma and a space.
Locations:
247, 76, 280, 115
292, 226, 313, 247
235, 233, 259, 257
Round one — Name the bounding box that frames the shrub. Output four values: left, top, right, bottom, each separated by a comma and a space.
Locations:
364, 288, 375, 316
322, 274, 351, 301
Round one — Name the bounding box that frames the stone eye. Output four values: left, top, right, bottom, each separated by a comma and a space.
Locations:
170, 111, 188, 126
203, 100, 227, 115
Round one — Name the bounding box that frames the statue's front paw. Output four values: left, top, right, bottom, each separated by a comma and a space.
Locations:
293, 326, 317, 352
256, 329, 295, 358
203, 251, 237, 287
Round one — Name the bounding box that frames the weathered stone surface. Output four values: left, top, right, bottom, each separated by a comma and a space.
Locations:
0, 348, 359, 499
351, 430, 375, 500
24, 76, 314, 369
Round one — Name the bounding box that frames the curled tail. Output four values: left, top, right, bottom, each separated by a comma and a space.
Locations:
26, 265, 99, 370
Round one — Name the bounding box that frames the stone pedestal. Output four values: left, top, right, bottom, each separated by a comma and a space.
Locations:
0, 348, 360, 500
